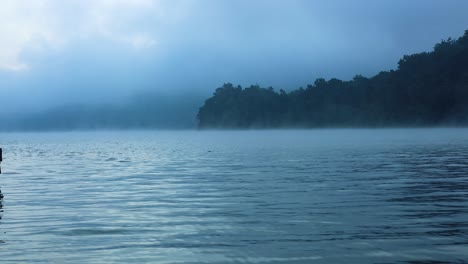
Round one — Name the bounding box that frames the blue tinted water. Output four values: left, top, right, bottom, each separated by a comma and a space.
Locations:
0, 129, 468, 263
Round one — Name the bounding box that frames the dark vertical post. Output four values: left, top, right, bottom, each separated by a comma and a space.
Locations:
0, 148, 2, 199
0, 148, 2, 200
0, 148, 2, 198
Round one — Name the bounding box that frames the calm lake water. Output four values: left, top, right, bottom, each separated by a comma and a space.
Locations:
1, 129, 468, 263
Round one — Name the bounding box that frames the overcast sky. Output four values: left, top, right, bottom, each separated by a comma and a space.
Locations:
1, 0, 468, 114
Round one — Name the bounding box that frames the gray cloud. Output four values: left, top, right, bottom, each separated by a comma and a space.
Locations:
1, 0, 468, 114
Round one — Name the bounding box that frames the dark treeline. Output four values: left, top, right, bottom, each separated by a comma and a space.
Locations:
197, 30, 468, 128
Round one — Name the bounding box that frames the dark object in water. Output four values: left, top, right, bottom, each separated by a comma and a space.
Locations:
0, 148, 2, 196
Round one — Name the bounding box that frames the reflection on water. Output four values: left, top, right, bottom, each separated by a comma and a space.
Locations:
0, 129, 467, 263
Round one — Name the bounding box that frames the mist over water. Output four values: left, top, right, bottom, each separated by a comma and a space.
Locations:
1, 129, 468, 263
1, 1, 468, 263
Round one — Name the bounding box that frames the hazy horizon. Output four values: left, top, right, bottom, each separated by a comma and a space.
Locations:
2, 3, 468, 262
1, 0, 468, 116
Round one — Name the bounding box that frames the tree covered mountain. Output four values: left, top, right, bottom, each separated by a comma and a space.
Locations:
197, 30, 468, 128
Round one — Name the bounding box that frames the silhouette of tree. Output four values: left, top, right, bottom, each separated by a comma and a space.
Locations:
198, 30, 468, 128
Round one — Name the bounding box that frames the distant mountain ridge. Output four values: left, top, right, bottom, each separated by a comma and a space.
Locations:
197, 30, 468, 128
0, 93, 205, 131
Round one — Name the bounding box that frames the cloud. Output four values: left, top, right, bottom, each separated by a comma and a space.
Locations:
0, 0, 161, 71
1, 0, 468, 115
124, 34, 158, 50
0, 0, 60, 71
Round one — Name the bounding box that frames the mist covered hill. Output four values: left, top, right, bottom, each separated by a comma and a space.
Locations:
1, 93, 205, 131
3, 31, 468, 131
197, 30, 468, 128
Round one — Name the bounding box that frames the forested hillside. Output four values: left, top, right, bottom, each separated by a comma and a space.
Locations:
198, 30, 468, 128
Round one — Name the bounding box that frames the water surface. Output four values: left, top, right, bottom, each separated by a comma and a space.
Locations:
1, 129, 468, 263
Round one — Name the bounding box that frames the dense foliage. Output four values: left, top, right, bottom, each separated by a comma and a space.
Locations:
198, 30, 468, 128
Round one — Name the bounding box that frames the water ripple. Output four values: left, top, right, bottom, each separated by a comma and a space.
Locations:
0, 129, 468, 263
